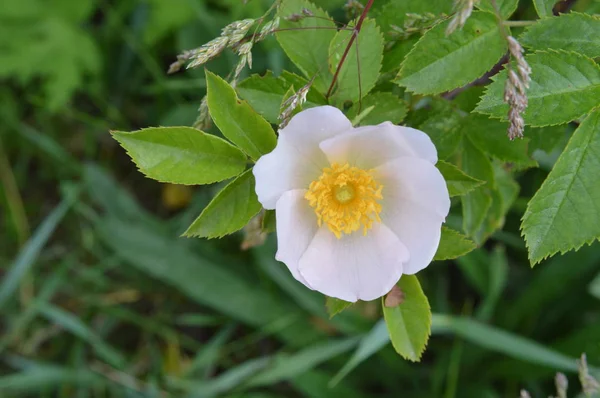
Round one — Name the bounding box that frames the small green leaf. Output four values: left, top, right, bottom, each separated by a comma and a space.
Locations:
527, 125, 566, 154
237, 71, 327, 124
461, 137, 494, 239
346, 92, 407, 126
326, 296, 353, 318
520, 13, 600, 58
434, 227, 477, 261
112, 127, 247, 185
475, 51, 600, 127
533, 0, 557, 18
205, 70, 277, 160
382, 275, 431, 362
477, 0, 519, 18
463, 115, 537, 167
522, 110, 600, 265
396, 12, 506, 95
276, 0, 336, 93
184, 169, 261, 239
436, 160, 485, 197
329, 18, 384, 102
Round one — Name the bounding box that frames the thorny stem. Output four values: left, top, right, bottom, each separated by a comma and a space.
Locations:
325, 0, 375, 98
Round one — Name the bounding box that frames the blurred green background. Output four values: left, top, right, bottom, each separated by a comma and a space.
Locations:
1, 0, 599, 397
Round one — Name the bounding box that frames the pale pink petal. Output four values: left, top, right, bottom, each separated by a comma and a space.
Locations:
274, 190, 318, 288
298, 224, 408, 302
375, 157, 450, 274
253, 106, 353, 209
319, 122, 438, 170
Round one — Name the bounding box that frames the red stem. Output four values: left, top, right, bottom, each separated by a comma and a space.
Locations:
325, 0, 375, 98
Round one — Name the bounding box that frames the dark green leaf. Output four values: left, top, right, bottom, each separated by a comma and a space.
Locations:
415, 100, 464, 160
522, 110, 600, 265
520, 13, 600, 58
382, 275, 431, 361
396, 12, 506, 95
206, 70, 277, 160
112, 126, 247, 185
184, 169, 261, 239
436, 160, 485, 197
434, 227, 478, 261
475, 51, 600, 127
326, 296, 353, 318
347, 92, 407, 126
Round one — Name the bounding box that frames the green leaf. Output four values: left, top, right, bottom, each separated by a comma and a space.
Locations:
479, 164, 520, 242
346, 92, 407, 126
434, 227, 477, 261
328, 18, 384, 102
436, 160, 485, 197
375, 0, 453, 34
533, 0, 557, 18
477, 0, 519, 18
382, 275, 431, 362
276, 0, 336, 93
184, 169, 261, 239
463, 115, 537, 167
262, 210, 276, 233
237, 72, 326, 124
589, 272, 600, 300
112, 127, 247, 185
475, 51, 600, 127
326, 297, 353, 318
414, 99, 464, 160
522, 110, 600, 265
396, 12, 506, 95
461, 137, 494, 239
527, 125, 566, 154
520, 13, 600, 58
206, 71, 277, 160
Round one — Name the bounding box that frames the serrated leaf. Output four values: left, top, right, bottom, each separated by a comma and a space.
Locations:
329, 18, 383, 102
477, 0, 519, 18
533, 0, 557, 18
436, 160, 485, 197
184, 169, 261, 238
520, 13, 600, 58
237, 72, 326, 124
461, 137, 494, 239
111, 127, 247, 185
346, 92, 407, 126
434, 227, 477, 261
382, 275, 431, 362
375, 0, 453, 34
463, 115, 537, 167
475, 51, 600, 127
325, 296, 353, 318
276, 0, 336, 93
205, 70, 277, 161
396, 12, 506, 95
522, 110, 600, 265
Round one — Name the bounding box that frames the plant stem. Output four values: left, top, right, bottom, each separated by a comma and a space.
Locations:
325, 0, 375, 98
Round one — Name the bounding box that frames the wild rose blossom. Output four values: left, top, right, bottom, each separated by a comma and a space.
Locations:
253, 106, 450, 302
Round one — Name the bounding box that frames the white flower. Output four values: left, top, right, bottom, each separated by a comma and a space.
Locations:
253, 106, 450, 302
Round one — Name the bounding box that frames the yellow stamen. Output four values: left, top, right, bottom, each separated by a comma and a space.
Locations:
305, 163, 383, 239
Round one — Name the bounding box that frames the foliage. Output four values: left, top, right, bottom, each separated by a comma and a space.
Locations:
2, 0, 600, 397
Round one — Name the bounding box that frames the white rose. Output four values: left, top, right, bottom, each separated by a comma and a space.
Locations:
253, 106, 450, 302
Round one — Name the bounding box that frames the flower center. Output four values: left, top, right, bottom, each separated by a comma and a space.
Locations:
305, 163, 383, 239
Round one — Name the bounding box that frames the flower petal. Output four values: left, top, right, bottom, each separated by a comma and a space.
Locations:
253, 106, 353, 209
319, 122, 438, 170
298, 224, 408, 302
376, 157, 450, 274
274, 189, 318, 288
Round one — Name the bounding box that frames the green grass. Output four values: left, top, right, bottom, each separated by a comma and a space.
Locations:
1, 0, 599, 397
